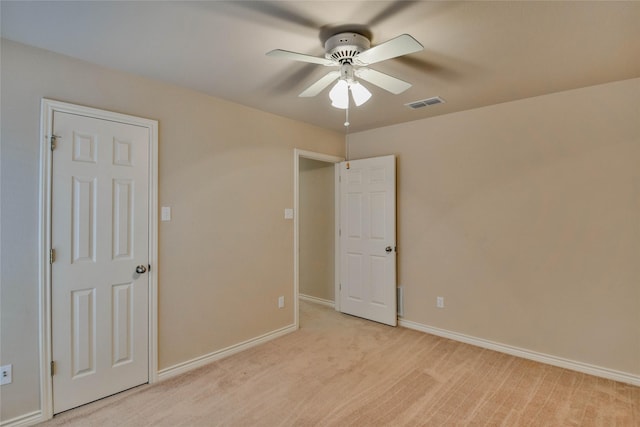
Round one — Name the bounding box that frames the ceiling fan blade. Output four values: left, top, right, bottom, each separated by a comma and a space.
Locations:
266, 49, 335, 66
299, 71, 341, 97
366, 1, 419, 27
354, 34, 424, 66
355, 68, 412, 94
229, 1, 320, 30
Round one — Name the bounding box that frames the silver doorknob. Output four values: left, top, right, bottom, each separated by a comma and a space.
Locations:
135, 265, 147, 274
385, 246, 393, 253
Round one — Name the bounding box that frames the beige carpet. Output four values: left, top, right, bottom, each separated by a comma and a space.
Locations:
43, 300, 639, 426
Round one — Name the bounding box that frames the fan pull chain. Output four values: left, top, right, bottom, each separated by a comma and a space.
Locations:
344, 104, 350, 127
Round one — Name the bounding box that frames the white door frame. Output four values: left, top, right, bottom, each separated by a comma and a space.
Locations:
293, 149, 344, 327
38, 99, 159, 421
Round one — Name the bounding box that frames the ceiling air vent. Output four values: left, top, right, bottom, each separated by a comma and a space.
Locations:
405, 96, 445, 110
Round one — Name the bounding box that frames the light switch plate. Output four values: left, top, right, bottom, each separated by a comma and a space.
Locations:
284, 208, 294, 220
161, 206, 171, 221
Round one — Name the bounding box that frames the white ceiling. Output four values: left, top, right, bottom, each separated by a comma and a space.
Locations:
2, 1, 639, 133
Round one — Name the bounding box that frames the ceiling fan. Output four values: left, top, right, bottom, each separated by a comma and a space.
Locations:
266, 31, 423, 110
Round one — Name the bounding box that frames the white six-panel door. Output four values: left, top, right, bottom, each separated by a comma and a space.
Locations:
51, 111, 150, 413
339, 155, 397, 326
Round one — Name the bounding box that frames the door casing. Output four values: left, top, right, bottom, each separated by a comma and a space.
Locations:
38, 99, 159, 421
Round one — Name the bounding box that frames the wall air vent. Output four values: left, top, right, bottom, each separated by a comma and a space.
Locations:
405, 96, 446, 110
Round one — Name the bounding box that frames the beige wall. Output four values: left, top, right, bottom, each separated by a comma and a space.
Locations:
0, 39, 344, 422
299, 158, 335, 302
348, 78, 640, 376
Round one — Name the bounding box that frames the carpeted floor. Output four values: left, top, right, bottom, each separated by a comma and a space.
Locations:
43, 300, 639, 426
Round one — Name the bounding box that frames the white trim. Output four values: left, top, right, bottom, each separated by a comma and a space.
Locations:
158, 324, 297, 381
0, 411, 43, 427
38, 99, 159, 421
147, 110, 160, 385
334, 164, 341, 312
299, 294, 335, 308
293, 149, 344, 329
399, 319, 640, 387
38, 100, 54, 421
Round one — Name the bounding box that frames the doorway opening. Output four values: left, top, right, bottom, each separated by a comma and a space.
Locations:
293, 150, 343, 327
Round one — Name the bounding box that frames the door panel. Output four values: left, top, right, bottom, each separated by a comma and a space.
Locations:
71, 288, 96, 377
71, 176, 97, 263
339, 155, 397, 326
112, 282, 134, 366
113, 179, 133, 259
346, 253, 363, 300
51, 111, 149, 413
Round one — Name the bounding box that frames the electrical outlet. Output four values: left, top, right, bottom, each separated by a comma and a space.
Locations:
1, 364, 12, 385
436, 296, 444, 309
278, 296, 285, 309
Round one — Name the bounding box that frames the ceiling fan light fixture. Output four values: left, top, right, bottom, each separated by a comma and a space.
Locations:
329, 79, 371, 109
349, 81, 371, 106
329, 79, 349, 109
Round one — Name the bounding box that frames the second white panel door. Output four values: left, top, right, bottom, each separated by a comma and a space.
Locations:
339, 155, 397, 326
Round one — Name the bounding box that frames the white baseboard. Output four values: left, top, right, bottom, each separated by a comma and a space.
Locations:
0, 411, 43, 427
157, 323, 297, 381
399, 319, 640, 387
299, 294, 335, 308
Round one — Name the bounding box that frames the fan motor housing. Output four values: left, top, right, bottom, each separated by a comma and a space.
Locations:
324, 32, 370, 63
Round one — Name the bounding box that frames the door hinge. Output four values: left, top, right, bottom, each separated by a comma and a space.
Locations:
50, 134, 60, 151
339, 283, 342, 290
49, 249, 56, 264
148, 264, 151, 272
339, 229, 341, 237
50, 361, 55, 376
